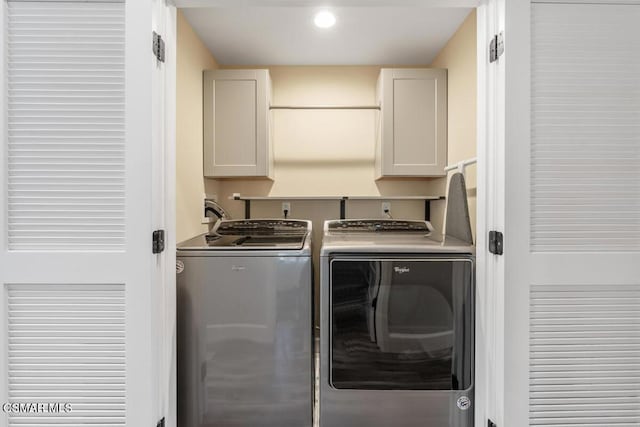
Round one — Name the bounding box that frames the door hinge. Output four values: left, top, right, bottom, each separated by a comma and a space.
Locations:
156, 417, 165, 427
489, 31, 504, 63
152, 230, 165, 254
488, 230, 503, 255
488, 420, 497, 427
152, 31, 165, 63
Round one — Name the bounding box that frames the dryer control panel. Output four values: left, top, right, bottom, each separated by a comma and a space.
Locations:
326, 219, 433, 234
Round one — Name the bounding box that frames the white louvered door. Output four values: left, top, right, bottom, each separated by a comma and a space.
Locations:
0, 1, 175, 426
5, 2, 127, 251
501, 1, 640, 426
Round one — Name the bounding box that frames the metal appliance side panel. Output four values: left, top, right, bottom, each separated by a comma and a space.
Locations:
319, 254, 474, 427
177, 254, 313, 427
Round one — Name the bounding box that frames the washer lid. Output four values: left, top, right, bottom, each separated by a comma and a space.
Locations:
177, 233, 308, 250
177, 219, 311, 251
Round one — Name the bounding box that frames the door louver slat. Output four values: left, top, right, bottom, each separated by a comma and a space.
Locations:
6, 284, 125, 427
7, 1, 125, 251
530, 284, 640, 426
530, 4, 640, 252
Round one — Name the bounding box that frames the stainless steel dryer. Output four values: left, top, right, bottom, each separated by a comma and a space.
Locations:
319, 219, 474, 427
177, 219, 313, 427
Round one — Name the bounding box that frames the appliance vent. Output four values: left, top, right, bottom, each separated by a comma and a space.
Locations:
530, 284, 640, 426
6, 1, 126, 251
6, 283, 126, 427
530, 3, 640, 252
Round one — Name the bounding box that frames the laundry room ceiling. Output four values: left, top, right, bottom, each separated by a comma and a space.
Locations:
180, 6, 474, 65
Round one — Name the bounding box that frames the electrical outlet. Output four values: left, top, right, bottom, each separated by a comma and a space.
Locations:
282, 202, 291, 218
381, 201, 391, 217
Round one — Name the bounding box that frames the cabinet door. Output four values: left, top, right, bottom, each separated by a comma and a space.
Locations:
378, 69, 447, 177
204, 69, 271, 178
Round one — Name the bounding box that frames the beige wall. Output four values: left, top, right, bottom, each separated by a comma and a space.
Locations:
430, 10, 477, 239
216, 66, 441, 227
213, 9, 477, 232
215, 7, 478, 234
176, 11, 221, 242
177, 10, 476, 241
176, 10, 477, 324
177, 11, 477, 241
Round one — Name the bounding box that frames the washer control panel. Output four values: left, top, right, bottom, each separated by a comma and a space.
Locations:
215, 219, 310, 236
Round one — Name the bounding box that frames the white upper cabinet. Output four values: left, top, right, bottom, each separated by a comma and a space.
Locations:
204, 69, 272, 178
376, 68, 447, 177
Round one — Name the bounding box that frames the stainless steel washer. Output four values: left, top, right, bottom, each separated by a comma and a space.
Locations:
177, 219, 313, 427
319, 219, 474, 427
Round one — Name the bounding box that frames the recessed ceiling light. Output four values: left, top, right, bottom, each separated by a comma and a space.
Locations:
314, 10, 336, 29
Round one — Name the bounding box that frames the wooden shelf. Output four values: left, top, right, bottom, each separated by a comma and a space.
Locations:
233, 196, 343, 201
233, 195, 443, 201
270, 105, 380, 110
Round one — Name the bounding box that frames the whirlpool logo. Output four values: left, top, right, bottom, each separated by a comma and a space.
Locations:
457, 396, 471, 411
394, 266, 410, 274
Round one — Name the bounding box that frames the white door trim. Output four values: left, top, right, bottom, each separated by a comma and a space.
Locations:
151, 1, 177, 426
474, 3, 489, 426
157, 2, 177, 427
479, 0, 530, 425
476, 0, 508, 425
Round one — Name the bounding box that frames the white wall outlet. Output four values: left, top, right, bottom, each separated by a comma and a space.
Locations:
282, 202, 291, 218
382, 201, 391, 217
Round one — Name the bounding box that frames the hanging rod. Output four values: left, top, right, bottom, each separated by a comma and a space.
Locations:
445, 157, 477, 173
233, 195, 443, 201
269, 105, 380, 110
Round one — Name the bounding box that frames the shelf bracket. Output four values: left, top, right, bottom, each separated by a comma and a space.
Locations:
244, 200, 251, 219
424, 200, 431, 221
